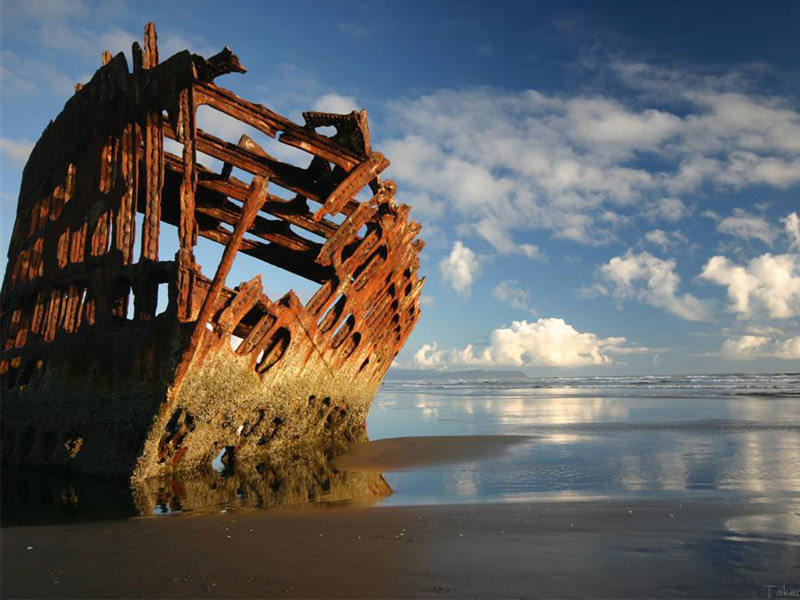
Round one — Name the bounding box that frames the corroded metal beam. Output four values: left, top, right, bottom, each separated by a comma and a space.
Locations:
173, 177, 269, 392
0, 22, 425, 482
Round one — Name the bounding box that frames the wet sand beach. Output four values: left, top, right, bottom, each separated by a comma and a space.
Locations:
3, 496, 798, 599
331, 434, 533, 471
3, 374, 800, 598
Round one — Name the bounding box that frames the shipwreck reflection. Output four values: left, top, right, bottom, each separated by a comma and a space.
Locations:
1, 443, 391, 526
135, 446, 392, 516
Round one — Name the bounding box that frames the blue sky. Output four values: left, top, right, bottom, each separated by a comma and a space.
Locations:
2, 0, 799, 374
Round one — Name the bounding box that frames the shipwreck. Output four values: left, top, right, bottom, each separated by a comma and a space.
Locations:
0, 23, 424, 482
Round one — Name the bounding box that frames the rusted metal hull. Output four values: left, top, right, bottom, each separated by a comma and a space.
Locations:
0, 24, 424, 481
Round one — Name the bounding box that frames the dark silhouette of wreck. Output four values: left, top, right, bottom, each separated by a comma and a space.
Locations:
0, 23, 424, 481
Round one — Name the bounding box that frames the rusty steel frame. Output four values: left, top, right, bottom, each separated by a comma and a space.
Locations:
0, 23, 424, 480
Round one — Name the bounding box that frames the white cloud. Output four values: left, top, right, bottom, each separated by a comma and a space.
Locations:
417, 318, 633, 368
492, 280, 536, 314
700, 253, 800, 319
95, 26, 138, 57
683, 91, 800, 156
196, 105, 252, 140
644, 228, 686, 250
93, 27, 217, 66
721, 335, 769, 358
777, 336, 800, 359
721, 334, 800, 360
644, 229, 669, 249
439, 241, 481, 297
518, 243, 543, 260
566, 97, 683, 152
0, 138, 34, 167
474, 318, 626, 367
313, 93, 358, 114
645, 198, 691, 223
383, 65, 800, 253
404, 191, 445, 220
413, 343, 445, 368
782, 212, 800, 249
597, 250, 710, 321
716, 208, 779, 245
158, 30, 218, 60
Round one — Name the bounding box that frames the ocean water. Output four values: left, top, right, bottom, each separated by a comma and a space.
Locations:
369, 373, 800, 509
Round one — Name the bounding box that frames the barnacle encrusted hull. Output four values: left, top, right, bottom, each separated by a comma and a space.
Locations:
0, 23, 424, 481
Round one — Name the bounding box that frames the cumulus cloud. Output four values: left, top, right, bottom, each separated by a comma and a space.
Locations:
700, 253, 800, 319
778, 336, 800, 359
644, 198, 691, 223
0, 137, 34, 167
413, 343, 445, 368
492, 280, 536, 314
313, 93, 358, 114
383, 64, 800, 253
682, 91, 800, 156
518, 243, 543, 260
411, 318, 633, 368
644, 229, 686, 250
721, 334, 800, 360
721, 335, 769, 358
596, 250, 710, 321
644, 229, 669, 249
566, 97, 683, 151
439, 241, 481, 297
716, 208, 779, 245
783, 212, 800, 249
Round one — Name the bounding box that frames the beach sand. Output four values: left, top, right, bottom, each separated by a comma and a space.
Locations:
3, 435, 798, 598
332, 434, 533, 471
3, 496, 796, 598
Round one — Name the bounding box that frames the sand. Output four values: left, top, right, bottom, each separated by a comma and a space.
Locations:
2, 436, 797, 598
3, 496, 796, 599
332, 435, 534, 471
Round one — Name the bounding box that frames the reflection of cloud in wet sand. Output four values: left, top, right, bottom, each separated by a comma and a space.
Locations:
616, 423, 800, 494
409, 394, 629, 427
333, 435, 533, 472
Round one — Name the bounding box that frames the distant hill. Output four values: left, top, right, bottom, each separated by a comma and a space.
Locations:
385, 368, 530, 381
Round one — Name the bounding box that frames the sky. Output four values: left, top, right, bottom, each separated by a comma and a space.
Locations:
1, 0, 799, 375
